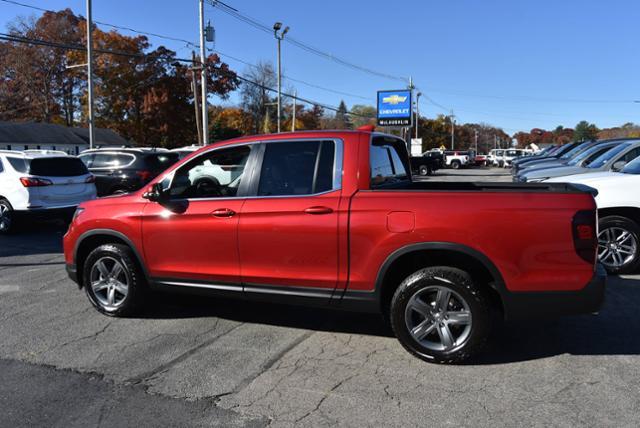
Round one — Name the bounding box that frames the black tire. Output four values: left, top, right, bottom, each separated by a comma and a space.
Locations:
450, 160, 461, 170
82, 244, 146, 317
598, 216, 640, 275
390, 266, 492, 364
0, 198, 15, 235
418, 165, 429, 176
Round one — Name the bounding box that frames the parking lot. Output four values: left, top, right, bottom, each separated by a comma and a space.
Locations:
1, 167, 639, 427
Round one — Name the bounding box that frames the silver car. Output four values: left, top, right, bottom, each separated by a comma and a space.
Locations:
515, 140, 640, 182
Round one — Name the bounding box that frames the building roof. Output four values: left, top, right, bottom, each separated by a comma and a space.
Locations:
0, 122, 129, 147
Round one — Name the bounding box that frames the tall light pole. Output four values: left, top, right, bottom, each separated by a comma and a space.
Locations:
291, 91, 297, 132
415, 92, 422, 140
199, 0, 208, 146
86, 0, 95, 149
450, 110, 456, 150
274, 22, 289, 133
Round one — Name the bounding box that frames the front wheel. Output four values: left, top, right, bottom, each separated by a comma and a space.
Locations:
83, 244, 146, 316
598, 216, 640, 274
390, 266, 492, 364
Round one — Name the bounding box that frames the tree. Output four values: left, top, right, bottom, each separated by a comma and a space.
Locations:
332, 100, 352, 129
298, 104, 324, 130
573, 121, 599, 142
240, 62, 276, 134
0, 9, 84, 125
350, 104, 376, 128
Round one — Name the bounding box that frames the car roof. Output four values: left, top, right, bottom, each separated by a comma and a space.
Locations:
80, 147, 171, 154
0, 150, 72, 159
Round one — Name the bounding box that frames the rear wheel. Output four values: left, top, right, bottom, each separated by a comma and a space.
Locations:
418, 165, 430, 176
450, 160, 461, 170
598, 216, 640, 274
83, 244, 146, 316
390, 266, 491, 364
0, 199, 14, 234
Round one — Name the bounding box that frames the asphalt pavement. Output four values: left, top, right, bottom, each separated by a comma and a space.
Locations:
1, 167, 639, 427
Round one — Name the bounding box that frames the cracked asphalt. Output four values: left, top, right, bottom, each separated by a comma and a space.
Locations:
2, 168, 640, 427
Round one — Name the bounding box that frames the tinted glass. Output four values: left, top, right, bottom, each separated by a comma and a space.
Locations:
370, 137, 409, 188
7, 157, 28, 173
622, 156, 640, 174
622, 147, 640, 163
170, 145, 251, 199
0, 159, 3, 173
560, 142, 592, 159
79, 154, 94, 167
258, 141, 324, 196
587, 143, 632, 169
29, 157, 88, 176
314, 141, 336, 194
91, 153, 134, 168
145, 153, 179, 171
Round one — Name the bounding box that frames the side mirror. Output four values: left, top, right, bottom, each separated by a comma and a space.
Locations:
612, 160, 626, 172
142, 182, 168, 203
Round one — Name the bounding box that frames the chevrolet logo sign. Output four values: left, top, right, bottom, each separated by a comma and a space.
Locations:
382, 95, 407, 105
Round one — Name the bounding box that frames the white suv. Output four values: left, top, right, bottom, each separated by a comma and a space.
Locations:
0, 151, 97, 233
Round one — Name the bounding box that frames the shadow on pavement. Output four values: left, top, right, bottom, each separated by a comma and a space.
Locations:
0, 220, 67, 259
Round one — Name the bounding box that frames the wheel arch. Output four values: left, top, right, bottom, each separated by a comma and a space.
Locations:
74, 229, 149, 288
375, 242, 506, 318
599, 206, 640, 226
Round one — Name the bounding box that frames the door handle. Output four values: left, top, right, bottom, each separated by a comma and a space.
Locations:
211, 208, 236, 218
304, 206, 333, 215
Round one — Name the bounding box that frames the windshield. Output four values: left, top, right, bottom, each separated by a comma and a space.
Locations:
622, 157, 640, 174
587, 143, 631, 169
567, 144, 616, 166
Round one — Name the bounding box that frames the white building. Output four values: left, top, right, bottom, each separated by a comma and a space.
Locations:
0, 122, 130, 155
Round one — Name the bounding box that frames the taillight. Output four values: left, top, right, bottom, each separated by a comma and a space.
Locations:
85, 175, 95, 183
20, 177, 53, 187
572, 210, 597, 264
136, 170, 153, 182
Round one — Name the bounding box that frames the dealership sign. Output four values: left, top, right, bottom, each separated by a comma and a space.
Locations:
377, 90, 412, 126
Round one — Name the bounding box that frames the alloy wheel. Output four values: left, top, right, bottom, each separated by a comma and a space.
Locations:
90, 256, 129, 311
404, 285, 472, 352
598, 227, 638, 269
0, 203, 11, 232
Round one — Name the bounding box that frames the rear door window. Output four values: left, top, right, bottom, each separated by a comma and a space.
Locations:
7, 157, 28, 173
257, 140, 337, 196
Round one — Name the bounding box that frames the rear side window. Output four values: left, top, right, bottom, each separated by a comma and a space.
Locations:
257, 140, 336, 196
28, 157, 88, 177
370, 137, 409, 188
91, 153, 135, 169
79, 154, 94, 167
7, 157, 28, 173
145, 153, 179, 171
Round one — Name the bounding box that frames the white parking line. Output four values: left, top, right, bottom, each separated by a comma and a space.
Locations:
0, 285, 20, 293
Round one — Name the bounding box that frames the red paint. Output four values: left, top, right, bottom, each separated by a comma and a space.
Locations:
63, 129, 598, 306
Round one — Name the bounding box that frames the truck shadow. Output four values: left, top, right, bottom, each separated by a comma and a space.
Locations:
476, 276, 640, 364
141, 277, 640, 363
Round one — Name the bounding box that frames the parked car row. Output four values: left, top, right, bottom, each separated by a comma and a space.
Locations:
0, 145, 200, 234
509, 138, 640, 274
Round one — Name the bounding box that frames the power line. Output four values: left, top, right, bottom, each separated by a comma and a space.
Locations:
205, 0, 409, 83
0, 33, 374, 119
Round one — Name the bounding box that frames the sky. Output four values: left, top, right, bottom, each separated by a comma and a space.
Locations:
1, 0, 640, 134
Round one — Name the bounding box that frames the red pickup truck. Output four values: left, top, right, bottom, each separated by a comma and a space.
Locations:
63, 129, 605, 363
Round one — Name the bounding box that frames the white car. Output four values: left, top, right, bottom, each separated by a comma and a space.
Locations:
546, 158, 640, 274
0, 150, 97, 234
171, 145, 201, 159
502, 149, 532, 168
443, 151, 470, 169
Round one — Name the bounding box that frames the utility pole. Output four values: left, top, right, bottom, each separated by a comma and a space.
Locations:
415, 92, 421, 140
198, 0, 208, 146
291, 91, 297, 132
273, 22, 289, 133
450, 110, 456, 150
191, 51, 203, 146
474, 129, 478, 153
86, 0, 95, 149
